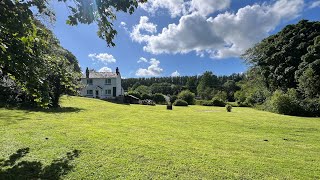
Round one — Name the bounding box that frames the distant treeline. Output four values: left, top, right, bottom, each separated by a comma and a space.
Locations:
122, 73, 244, 92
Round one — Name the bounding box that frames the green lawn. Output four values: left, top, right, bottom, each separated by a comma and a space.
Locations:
1, 96, 319, 179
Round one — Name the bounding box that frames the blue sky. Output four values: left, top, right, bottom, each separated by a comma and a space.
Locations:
51, 0, 320, 78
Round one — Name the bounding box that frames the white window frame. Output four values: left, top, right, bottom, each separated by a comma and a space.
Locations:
87, 90, 93, 95
105, 89, 112, 95
105, 79, 111, 85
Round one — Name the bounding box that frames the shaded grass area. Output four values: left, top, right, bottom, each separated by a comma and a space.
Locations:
0, 96, 320, 179
0, 148, 80, 179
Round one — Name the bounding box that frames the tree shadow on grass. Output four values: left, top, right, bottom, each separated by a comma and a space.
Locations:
0, 106, 85, 114
25, 107, 84, 114
0, 148, 80, 180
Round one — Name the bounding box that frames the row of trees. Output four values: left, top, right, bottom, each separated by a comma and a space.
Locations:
124, 73, 244, 102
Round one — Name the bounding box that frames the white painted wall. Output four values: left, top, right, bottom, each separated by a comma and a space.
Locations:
80, 76, 123, 99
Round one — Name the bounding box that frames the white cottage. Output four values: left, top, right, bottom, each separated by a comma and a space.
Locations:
80, 67, 124, 99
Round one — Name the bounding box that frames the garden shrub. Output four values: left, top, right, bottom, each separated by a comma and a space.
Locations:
300, 98, 320, 117
202, 101, 214, 106
226, 104, 232, 112
237, 101, 251, 107
173, 99, 188, 106
178, 90, 195, 105
141, 93, 151, 100
195, 100, 204, 105
152, 93, 166, 104
268, 89, 300, 115
212, 98, 226, 107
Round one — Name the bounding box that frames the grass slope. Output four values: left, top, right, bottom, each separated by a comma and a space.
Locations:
0, 96, 319, 179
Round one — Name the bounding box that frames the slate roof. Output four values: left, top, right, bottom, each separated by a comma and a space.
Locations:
81, 71, 118, 78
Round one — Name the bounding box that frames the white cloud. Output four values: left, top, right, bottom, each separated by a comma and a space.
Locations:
137, 57, 148, 63
98, 67, 112, 72
190, 0, 231, 16
130, 16, 157, 43
132, 0, 304, 59
139, 0, 187, 18
88, 53, 116, 64
171, 70, 180, 77
139, 0, 231, 18
141, 12, 225, 54
309, 1, 320, 8
120, 22, 126, 26
136, 58, 163, 76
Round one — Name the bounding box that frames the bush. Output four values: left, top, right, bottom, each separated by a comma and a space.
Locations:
212, 98, 226, 107
237, 101, 251, 107
170, 95, 178, 104
141, 93, 151, 100
268, 89, 300, 115
300, 98, 320, 117
178, 90, 195, 105
195, 100, 205, 105
151, 93, 166, 104
226, 104, 232, 112
173, 99, 188, 106
214, 91, 227, 102
202, 100, 214, 106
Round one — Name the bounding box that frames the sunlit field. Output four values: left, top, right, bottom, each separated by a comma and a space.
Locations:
1, 96, 319, 179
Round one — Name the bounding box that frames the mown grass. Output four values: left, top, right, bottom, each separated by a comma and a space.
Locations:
0, 96, 319, 179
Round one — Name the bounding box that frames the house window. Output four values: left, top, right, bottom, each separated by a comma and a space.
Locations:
87, 90, 93, 95
87, 79, 93, 85
105, 79, 111, 85
105, 89, 111, 95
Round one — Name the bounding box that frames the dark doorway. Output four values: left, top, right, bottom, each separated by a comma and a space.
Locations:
96, 90, 99, 97
113, 87, 116, 97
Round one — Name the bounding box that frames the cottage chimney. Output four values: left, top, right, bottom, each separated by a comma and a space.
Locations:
86, 67, 89, 78
116, 67, 120, 75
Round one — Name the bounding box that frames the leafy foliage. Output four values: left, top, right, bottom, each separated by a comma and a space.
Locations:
0, 3, 81, 108
243, 20, 320, 91
212, 98, 226, 107
197, 71, 219, 100
151, 93, 166, 104
178, 90, 195, 105
173, 99, 188, 106
226, 105, 232, 112
241, 20, 320, 116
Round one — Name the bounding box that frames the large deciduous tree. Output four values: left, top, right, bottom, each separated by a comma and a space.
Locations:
243, 20, 320, 92
241, 20, 320, 116
0, 0, 145, 107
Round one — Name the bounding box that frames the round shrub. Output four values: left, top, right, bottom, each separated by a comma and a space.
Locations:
141, 93, 151, 100
269, 89, 300, 115
226, 104, 232, 112
151, 93, 166, 104
212, 98, 226, 107
178, 90, 195, 105
173, 99, 188, 106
